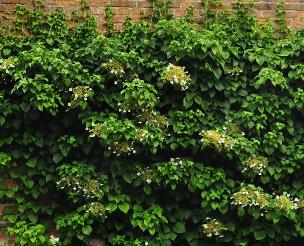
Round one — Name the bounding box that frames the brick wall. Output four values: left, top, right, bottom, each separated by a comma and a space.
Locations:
0, 180, 16, 246
0, 0, 304, 29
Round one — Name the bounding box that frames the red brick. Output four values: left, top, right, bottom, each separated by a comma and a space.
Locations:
0, 204, 4, 217
0, 2, 303, 45
0, 0, 303, 28
8, 237, 15, 246
91, 7, 104, 15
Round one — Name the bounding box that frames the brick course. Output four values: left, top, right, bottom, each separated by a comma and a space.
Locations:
0, 0, 304, 29
0, 178, 17, 245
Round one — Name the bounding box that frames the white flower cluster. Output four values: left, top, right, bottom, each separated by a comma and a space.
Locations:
87, 123, 137, 156
87, 122, 104, 138
67, 86, 93, 108
200, 130, 234, 151
202, 218, 226, 238
56, 175, 103, 200
232, 187, 304, 213
0, 57, 15, 73
223, 121, 244, 135
136, 109, 168, 130
228, 66, 243, 76
169, 157, 186, 166
85, 202, 107, 218
117, 102, 131, 114
162, 64, 190, 90
275, 192, 299, 210
108, 141, 136, 156
243, 155, 268, 175
101, 59, 125, 77
49, 235, 59, 245
231, 187, 269, 210
134, 129, 150, 142
137, 167, 153, 184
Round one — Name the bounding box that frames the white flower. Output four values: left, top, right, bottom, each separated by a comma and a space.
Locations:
49, 235, 59, 245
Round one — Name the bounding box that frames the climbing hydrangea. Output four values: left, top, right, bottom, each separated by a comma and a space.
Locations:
0, 57, 16, 73
110, 141, 136, 156
101, 59, 125, 77
137, 167, 154, 184
243, 155, 268, 175
202, 218, 226, 238
88, 122, 104, 138
231, 186, 270, 209
162, 64, 190, 90
136, 109, 168, 129
56, 175, 104, 200
134, 129, 150, 142
85, 202, 107, 218
68, 86, 94, 108
200, 130, 234, 151
275, 193, 297, 210
4, 2, 304, 245
49, 235, 60, 245
231, 186, 303, 213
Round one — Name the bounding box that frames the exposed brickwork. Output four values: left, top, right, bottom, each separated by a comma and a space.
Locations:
0, 203, 12, 245
0, 0, 304, 30
0, 178, 16, 246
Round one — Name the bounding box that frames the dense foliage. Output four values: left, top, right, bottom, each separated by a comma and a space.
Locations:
2, 1, 304, 245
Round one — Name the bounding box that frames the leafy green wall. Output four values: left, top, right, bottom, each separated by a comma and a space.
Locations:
1, 1, 304, 245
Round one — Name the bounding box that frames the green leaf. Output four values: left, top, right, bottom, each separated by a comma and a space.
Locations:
226, 179, 235, 187
53, 153, 63, 164
237, 207, 245, 217
82, 225, 92, 236
3, 48, 11, 56
5, 214, 17, 223
24, 179, 34, 189
214, 82, 224, 91
173, 222, 186, 234
118, 203, 130, 214
148, 227, 156, 235
213, 67, 222, 80
28, 213, 38, 223
292, 180, 302, 189
107, 203, 117, 213
26, 158, 37, 168
122, 172, 134, 184
143, 185, 151, 195
254, 230, 266, 240
0, 116, 5, 126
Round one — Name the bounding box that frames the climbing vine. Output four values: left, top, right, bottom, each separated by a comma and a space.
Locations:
1, 0, 304, 245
